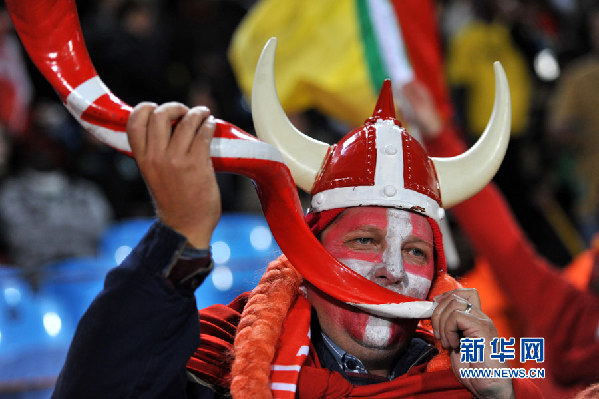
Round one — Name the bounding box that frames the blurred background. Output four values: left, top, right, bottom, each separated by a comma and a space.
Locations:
0, 0, 597, 397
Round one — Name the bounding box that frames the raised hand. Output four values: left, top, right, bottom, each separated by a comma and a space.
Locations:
432, 288, 515, 399
127, 102, 221, 249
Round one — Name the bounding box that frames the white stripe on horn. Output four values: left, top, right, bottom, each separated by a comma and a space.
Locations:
67, 78, 287, 164
209, 138, 284, 163
77, 119, 131, 152
66, 115, 287, 165
66, 76, 111, 118
65, 76, 131, 152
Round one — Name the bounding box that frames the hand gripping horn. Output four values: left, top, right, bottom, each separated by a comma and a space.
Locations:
7, 0, 439, 318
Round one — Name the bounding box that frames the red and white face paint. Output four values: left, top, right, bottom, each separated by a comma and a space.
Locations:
318, 206, 434, 348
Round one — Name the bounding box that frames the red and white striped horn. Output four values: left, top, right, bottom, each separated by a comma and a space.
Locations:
7, 0, 439, 318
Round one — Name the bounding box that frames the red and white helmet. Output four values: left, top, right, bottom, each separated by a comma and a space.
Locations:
252, 38, 511, 223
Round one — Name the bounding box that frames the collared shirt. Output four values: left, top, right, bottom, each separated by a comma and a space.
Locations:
321, 332, 370, 375
312, 314, 437, 385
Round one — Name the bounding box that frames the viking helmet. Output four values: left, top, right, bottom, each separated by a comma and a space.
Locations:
251, 38, 510, 222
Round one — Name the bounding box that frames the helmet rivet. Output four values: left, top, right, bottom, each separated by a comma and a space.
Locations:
384, 145, 397, 155
314, 193, 325, 205
383, 185, 396, 197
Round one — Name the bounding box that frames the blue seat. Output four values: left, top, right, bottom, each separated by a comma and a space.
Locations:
40, 257, 115, 323
84, 214, 280, 310
0, 214, 281, 394
98, 218, 154, 265
0, 267, 74, 386
195, 214, 281, 309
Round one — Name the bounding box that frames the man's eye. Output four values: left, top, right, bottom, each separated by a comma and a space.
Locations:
411, 248, 424, 256
406, 247, 426, 258
356, 237, 374, 245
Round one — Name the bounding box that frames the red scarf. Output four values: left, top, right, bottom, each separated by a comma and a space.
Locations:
297, 362, 471, 398
270, 295, 471, 399
186, 293, 472, 398
186, 293, 248, 389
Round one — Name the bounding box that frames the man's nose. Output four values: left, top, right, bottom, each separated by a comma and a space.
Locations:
373, 264, 406, 287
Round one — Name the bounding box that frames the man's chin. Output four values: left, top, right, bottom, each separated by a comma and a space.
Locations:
348, 316, 417, 350
354, 338, 401, 351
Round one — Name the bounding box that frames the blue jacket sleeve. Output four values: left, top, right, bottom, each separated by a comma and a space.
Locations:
52, 221, 210, 399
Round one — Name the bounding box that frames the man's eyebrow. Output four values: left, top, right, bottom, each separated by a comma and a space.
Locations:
347, 225, 384, 233
403, 236, 434, 247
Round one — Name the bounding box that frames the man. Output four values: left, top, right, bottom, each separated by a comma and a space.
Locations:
4, 1, 540, 396
49, 74, 541, 397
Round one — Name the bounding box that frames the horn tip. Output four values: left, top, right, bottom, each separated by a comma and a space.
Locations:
493, 61, 507, 80
258, 37, 278, 64
265, 37, 278, 49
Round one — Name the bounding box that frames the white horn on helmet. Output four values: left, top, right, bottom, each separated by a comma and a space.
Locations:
252, 38, 511, 208
251, 38, 330, 193
432, 62, 511, 208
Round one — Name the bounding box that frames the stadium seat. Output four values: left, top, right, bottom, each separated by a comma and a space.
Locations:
98, 218, 155, 265
0, 267, 74, 393
195, 213, 281, 309
40, 257, 116, 323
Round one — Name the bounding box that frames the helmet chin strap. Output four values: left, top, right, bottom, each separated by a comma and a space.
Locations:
6, 0, 433, 318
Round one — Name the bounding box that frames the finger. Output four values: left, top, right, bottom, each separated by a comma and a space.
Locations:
434, 294, 470, 347
443, 309, 485, 350
168, 106, 211, 154
453, 288, 482, 310
190, 114, 216, 157
431, 296, 450, 340
439, 301, 479, 349
127, 102, 157, 157
431, 291, 467, 339
434, 288, 481, 310
147, 102, 189, 156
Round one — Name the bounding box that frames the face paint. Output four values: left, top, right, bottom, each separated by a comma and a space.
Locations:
318, 207, 434, 348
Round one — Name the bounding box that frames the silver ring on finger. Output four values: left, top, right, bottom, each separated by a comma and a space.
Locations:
464, 302, 473, 314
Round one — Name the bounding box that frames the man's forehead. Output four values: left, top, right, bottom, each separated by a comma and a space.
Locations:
330, 206, 431, 232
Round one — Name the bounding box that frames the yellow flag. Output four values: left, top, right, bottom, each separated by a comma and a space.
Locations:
229, 0, 378, 128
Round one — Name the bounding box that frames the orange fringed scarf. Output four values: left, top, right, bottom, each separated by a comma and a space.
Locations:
187, 255, 467, 398
229, 256, 303, 398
